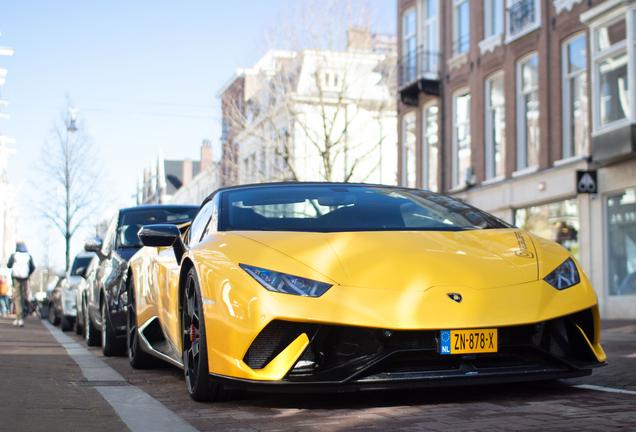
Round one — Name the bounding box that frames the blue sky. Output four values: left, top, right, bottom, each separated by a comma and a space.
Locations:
0, 0, 396, 270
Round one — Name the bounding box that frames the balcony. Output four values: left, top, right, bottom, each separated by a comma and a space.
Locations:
398, 46, 440, 107
508, 0, 536, 37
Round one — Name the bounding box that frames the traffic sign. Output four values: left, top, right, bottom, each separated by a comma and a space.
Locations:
577, 170, 597, 194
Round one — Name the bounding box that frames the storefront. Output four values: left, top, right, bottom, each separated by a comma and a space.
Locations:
607, 188, 636, 296
515, 199, 580, 261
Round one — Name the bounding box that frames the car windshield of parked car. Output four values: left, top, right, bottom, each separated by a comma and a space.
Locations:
70, 256, 93, 277
118, 207, 199, 248
220, 185, 511, 232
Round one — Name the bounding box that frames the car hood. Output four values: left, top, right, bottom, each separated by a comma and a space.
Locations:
233, 228, 539, 290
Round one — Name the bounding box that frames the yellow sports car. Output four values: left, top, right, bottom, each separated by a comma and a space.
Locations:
128, 183, 606, 401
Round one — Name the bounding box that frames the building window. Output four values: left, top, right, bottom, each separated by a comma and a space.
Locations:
516, 54, 539, 171
424, 0, 439, 72
562, 34, 589, 159
607, 189, 636, 296
403, 112, 417, 188
515, 199, 580, 260
423, 104, 438, 191
403, 9, 417, 83
506, 0, 541, 42
452, 0, 470, 55
322, 69, 343, 91
453, 91, 471, 187
485, 0, 504, 39
485, 72, 505, 180
594, 18, 629, 129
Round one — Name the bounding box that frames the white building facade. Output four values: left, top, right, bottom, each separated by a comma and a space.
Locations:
219, 34, 398, 186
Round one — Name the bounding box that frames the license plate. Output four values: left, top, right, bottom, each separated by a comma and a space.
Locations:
439, 329, 498, 355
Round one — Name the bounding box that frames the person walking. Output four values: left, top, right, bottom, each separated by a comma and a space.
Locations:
0, 275, 10, 317
7, 242, 36, 327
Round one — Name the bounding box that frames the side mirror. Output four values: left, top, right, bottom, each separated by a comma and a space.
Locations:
84, 238, 103, 252
139, 224, 187, 265
139, 224, 180, 247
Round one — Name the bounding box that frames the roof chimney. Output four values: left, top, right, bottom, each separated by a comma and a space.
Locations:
201, 139, 212, 171
183, 159, 193, 186
347, 27, 372, 52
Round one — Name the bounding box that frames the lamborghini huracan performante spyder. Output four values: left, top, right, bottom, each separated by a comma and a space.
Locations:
128, 183, 606, 401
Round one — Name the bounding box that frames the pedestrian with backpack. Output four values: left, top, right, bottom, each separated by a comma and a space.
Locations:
7, 242, 36, 327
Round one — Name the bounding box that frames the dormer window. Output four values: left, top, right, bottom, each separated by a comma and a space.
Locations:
322, 69, 343, 91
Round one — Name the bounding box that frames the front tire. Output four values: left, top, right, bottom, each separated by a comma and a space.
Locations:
181, 268, 243, 401
127, 278, 154, 368
84, 298, 101, 347
101, 301, 125, 356
75, 299, 84, 335
182, 268, 225, 401
49, 304, 60, 326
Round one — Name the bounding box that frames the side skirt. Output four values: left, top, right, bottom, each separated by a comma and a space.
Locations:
138, 316, 184, 369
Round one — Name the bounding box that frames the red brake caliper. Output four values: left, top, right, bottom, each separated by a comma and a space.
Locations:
190, 324, 196, 342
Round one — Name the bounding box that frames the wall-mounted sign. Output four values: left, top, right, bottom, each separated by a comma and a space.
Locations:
577, 170, 597, 194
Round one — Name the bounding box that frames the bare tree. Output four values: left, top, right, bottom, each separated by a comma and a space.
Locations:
220, 0, 397, 186
35, 98, 104, 271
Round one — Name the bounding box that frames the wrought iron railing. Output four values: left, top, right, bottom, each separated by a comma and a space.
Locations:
509, 0, 535, 36
398, 46, 440, 89
451, 34, 470, 57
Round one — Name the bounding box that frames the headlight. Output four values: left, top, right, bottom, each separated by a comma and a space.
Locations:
544, 258, 580, 290
239, 264, 332, 297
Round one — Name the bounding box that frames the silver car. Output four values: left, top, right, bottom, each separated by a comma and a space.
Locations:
49, 252, 95, 331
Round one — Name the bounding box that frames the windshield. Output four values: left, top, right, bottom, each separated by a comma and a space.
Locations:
220, 185, 511, 232
117, 206, 198, 248
70, 256, 93, 277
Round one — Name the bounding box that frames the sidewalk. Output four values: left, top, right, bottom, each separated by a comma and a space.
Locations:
0, 314, 129, 431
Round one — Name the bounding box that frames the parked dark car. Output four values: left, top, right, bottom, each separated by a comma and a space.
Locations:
83, 204, 199, 356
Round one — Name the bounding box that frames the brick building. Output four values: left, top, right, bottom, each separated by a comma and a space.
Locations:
397, 0, 636, 318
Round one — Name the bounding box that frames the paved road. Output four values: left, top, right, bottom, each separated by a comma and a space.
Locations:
68, 319, 636, 431
3, 314, 636, 431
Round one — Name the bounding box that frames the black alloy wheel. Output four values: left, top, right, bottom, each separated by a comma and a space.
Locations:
127, 278, 154, 368
182, 267, 231, 401
49, 304, 60, 326
101, 301, 125, 357
84, 297, 101, 346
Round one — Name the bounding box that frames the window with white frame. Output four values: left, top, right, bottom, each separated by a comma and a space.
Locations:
506, 0, 541, 42
423, 104, 439, 191
403, 112, 417, 188
594, 17, 629, 129
453, 0, 470, 56
403, 9, 417, 83
516, 54, 539, 171
485, 0, 504, 39
485, 72, 505, 180
562, 34, 589, 159
424, 0, 439, 72
453, 91, 471, 187
322, 69, 344, 91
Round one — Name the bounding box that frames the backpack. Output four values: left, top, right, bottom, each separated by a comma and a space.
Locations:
12, 252, 31, 279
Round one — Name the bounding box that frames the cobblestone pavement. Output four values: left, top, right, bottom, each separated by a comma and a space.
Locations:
0, 315, 130, 432
62, 320, 636, 431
